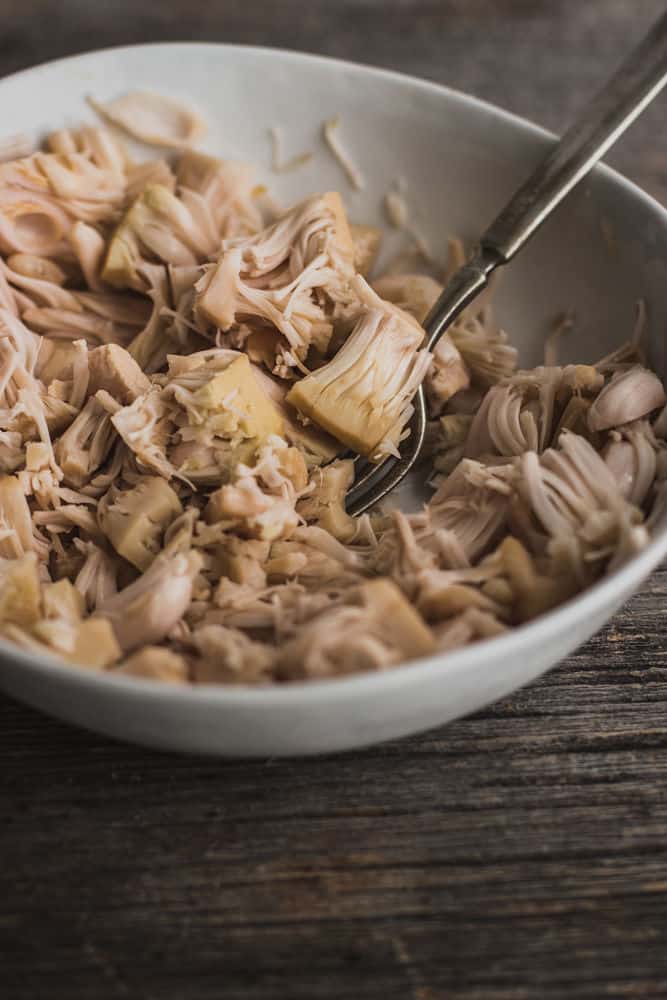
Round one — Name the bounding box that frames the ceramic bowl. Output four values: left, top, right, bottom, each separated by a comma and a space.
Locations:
1, 43, 666, 755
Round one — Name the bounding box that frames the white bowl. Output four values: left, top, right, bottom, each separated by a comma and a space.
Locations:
1, 43, 667, 756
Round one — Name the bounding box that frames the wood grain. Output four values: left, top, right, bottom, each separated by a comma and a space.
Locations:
2, 2, 667, 998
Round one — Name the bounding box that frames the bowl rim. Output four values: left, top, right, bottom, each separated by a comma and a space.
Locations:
2, 40, 667, 707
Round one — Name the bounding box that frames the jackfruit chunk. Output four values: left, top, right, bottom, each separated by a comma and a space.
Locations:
27, 616, 122, 669
67, 619, 121, 669
176, 151, 263, 239
275, 576, 436, 681
54, 393, 116, 487
88, 343, 151, 404
42, 578, 85, 623
111, 386, 175, 480
0, 475, 34, 558
0, 553, 41, 626
195, 191, 356, 364
496, 536, 579, 624
102, 183, 201, 289
350, 224, 382, 277
98, 476, 183, 571
193, 354, 284, 442
286, 283, 431, 459
204, 445, 302, 541
297, 459, 357, 541
95, 550, 202, 653
166, 352, 288, 484
276, 445, 308, 492
250, 363, 340, 465
36, 339, 83, 384
215, 538, 270, 588
115, 645, 189, 683
358, 579, 436, 660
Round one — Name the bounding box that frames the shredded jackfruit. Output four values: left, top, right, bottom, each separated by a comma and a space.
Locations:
89, 91, 207, 149
0, 96, 665, 686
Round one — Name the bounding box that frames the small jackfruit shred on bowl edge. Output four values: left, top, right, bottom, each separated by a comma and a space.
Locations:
0, 89, 665, 686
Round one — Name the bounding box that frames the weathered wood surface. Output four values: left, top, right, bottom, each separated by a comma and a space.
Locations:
2, 2, 667, 997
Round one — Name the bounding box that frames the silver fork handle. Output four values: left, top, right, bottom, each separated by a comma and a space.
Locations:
424, 9, 667, 351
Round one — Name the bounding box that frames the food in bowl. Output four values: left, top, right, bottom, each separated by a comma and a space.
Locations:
0, 91, 666, 687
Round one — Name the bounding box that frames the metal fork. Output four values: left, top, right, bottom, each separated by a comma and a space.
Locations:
346, 9, 667, 517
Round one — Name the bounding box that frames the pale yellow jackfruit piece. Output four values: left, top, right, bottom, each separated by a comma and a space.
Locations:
115, 645, 189, 683
448, 318, 518, 388
101, 185, 163, 288
165, 353, 289, 484
204, 441, 301, 541
44, 124, 128, 177
190, 625, 276, 685
204, 480, 297, 541
0, 140, 126, 256
193, 354, 284, 441
417, 580, 500, 622
0, 475, 34, 558
350, 224, 382, 277
42, 578, 85, 624
11, 600, 121, 668
216, 538, 270, 589
88, 343, 151, 404
286, 279, 431, 460
66, 619, 121, 669
102, 184, 200, 289
275, 576, 435, 680
496, 536, 579, 625
98, 477, 183, 571
279, 446, 309, 492
359, 578, 436, 659
297, 459, 357, 542
95, 550, 202, 653
54, 393, 117, 488
35, 339, 82, 384
177, 149, 222, 190
111, 386, 176, 480
250, 363, 340, 465
0, 553, 41, 626
25, 441, 51, 472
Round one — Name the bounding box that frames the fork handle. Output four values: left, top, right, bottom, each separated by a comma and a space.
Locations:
424, 9, 667, 351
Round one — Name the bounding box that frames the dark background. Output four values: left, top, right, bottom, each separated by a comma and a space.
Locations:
2, 2, 667, 998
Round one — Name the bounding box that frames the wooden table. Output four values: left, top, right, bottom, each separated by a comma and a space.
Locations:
3, 2, 667, 997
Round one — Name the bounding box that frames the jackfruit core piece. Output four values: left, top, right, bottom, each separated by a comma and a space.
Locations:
194, 354, 285, 443
0, 554, 42, 627
99, 477, 183, 571
102, 183, 195, 289
359, 578, 436, 659
286, 305, 429, 459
